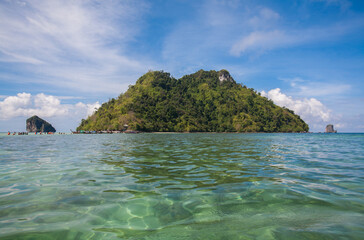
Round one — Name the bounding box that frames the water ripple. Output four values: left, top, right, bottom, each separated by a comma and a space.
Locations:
0, 133, 363, 239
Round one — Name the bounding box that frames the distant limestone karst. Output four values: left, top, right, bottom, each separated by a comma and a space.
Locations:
325, 124, 337, 133
26, 115, 56, 132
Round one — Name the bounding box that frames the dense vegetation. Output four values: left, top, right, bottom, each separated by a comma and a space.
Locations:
77, 70, 309, 132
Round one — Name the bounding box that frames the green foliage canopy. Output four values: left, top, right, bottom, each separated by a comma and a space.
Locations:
77, 70, 309, 132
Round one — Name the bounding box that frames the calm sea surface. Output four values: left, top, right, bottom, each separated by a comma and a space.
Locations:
0, 133, 363, 239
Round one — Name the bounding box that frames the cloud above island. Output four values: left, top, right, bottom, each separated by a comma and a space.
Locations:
0, 93, 100, 120
261, 88, 333, 130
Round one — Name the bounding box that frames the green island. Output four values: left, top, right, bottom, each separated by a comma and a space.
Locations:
77, 70, 309, 132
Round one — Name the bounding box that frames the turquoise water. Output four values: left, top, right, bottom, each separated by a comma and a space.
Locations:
0, 133, 363, 239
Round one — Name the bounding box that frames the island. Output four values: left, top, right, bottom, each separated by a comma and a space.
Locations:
77, 70, 309, 133
26, 115, 56, 133
325, 124, 337, 133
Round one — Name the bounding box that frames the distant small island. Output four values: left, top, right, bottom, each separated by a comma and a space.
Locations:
26, 115, 56, 133
77, 70, 309, 133
325, 124, 337, 133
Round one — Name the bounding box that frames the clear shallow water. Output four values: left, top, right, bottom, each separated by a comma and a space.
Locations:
0, 133, 363, 239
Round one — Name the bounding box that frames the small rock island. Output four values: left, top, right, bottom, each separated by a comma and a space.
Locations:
325, 124, 337, 133
26, 115, 56, 133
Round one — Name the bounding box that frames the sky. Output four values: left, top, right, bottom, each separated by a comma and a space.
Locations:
0, 0, 363, 132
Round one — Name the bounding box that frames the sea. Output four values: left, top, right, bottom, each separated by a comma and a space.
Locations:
0, 133, 363, 239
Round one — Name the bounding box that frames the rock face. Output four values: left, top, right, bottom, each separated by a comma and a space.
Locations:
26, 115, 56, 132
325, 124, 337, 133
218, 69, 235, 83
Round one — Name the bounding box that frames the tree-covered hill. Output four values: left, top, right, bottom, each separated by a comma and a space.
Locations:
77, 70, 309, 132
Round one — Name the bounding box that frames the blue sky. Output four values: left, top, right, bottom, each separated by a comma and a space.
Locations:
0, 0, 363, 132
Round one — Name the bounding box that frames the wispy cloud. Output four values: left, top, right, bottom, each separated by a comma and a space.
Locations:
230, 19, 363, 57
162, 0, 363, 64
230, 30, 287, 56
297, 82, 351, 97
279, 77, 351, 97
161, 1, 283, 75
248, 7, 280, 27
310, 0, 352, 10
229, 1, 364, 57
0, 0, 151, 94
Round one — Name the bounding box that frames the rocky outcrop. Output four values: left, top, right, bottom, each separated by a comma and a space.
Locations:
26, 115, 56, 132
218, 69, 235, 83
325, 124, 337, 133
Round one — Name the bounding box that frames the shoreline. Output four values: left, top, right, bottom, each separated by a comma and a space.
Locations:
2, 131, 313, 135
3, 131, 363, 135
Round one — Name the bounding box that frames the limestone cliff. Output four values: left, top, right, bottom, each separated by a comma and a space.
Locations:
26, 115, 56, 132
218, 69, 235, 83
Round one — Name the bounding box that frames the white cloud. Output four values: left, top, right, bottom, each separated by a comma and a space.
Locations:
0, 92, 99, 120
75, 102, 101, 118
0, 0, 151, 94
261, 88, 332, 129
